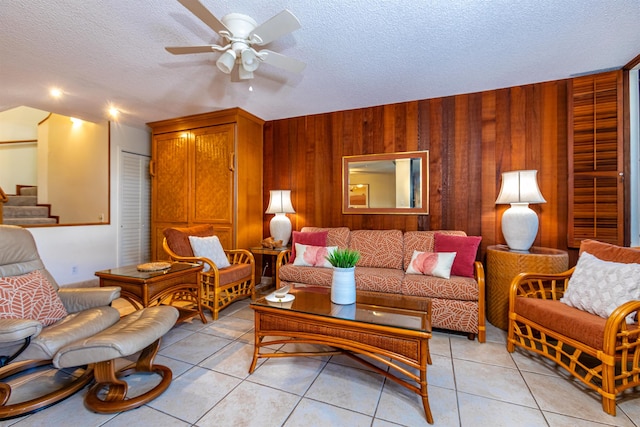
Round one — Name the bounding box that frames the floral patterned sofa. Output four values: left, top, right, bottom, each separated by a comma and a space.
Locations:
275, 227, 486, 342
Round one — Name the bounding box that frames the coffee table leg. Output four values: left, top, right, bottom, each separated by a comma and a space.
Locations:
421, 369, 434, 424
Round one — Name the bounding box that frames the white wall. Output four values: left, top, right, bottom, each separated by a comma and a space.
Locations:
28, 122, 150, 286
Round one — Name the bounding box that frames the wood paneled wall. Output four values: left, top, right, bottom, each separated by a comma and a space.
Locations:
263, 79, 571, 259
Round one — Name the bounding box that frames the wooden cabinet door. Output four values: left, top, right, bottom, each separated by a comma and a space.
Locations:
568, 70, 624, 247
191, 124, 236, 247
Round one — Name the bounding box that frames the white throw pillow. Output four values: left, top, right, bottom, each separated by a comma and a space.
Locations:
406, 250, 456, 279
561, 251, 640, 323
188, 235, 231, 271
293, 243, 337, 268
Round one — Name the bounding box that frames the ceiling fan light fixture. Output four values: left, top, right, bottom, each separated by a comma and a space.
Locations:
216, 49, 236, 74
241, 48, 259, 72
238, 66, 254, 80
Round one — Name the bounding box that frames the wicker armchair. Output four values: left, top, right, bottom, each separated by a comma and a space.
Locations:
507, 240, 640, 416
162, 225, 255, 320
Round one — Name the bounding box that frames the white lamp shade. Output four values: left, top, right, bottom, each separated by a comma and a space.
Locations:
265, 190, 295, 214
495, 170, 546, 204
216, 50, 236, 74
241, 48, 259, 72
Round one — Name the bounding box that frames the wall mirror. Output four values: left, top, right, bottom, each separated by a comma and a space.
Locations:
0, 106, 110, 226
343, 151, 429, 215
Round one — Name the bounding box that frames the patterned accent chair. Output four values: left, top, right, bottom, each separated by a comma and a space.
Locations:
507, 239, 640, 415
162, 224, 255, 320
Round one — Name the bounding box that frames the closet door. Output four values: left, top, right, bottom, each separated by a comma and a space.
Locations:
119, 151, 151, 266
191, 124, 235, 248
151, 131, 190, 259
568, 70, 624, 247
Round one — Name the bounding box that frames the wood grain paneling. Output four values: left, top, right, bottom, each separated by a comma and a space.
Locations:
264, 80, 574, 259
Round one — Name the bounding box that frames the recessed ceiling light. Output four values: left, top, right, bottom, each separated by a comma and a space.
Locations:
50, 88, 62, 98
108, 107, 119, 119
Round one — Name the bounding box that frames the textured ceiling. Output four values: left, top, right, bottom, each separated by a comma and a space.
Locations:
1, 0, 639, 129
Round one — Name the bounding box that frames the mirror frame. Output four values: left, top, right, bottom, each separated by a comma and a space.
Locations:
342, 151, 429, 215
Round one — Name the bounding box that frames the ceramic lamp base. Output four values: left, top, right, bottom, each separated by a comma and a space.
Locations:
501, 202, 539, 251
269, 213, 292, 246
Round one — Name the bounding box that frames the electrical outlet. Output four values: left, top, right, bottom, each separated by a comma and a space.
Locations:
71, 266, 78, 275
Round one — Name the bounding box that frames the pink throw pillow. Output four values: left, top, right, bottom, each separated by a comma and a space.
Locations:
290, 230, 329, 263
0, 270, 68, 326
406, 251, 456, 279
434, 233, 482, 278
293, 243, 337, 268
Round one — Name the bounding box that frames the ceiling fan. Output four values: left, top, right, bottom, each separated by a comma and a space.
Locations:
166, 0, 306, 80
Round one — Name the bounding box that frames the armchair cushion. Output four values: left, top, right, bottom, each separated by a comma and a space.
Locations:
0, 270, 67, 326
515, 297, 608, 350
163, 224, 214, 257
0, 318, 42, 343
218, 263, 253, 286
188, 235, 231, 270
57, 287, 121, 314
560, 252, 640, 323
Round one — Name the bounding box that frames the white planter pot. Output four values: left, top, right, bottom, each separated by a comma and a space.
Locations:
331, 266, 356, 305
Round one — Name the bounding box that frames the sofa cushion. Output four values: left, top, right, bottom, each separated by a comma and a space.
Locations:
434, 233, 482, 278
349, 229, 403, 270
279, 263, 333, 286
560, 252, 640, 323
163, 224, 214, 257
579, 239, 640, 263
401, 274, 479, 301
355, 267, 404, 294
403, 230, 466, 270
290, 230, 328, 262
301, 227, 350, 249
188, 235, 231, 271
406, 251, 456, 279
0, 270, 68, 327
514, 297, 609, 350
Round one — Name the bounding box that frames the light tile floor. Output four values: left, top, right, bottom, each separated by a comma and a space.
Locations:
2, 298, 640, 427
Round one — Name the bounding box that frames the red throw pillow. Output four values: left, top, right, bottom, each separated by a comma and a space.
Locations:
0, 270, 68, 326
434, 233, 482, 278
290, 230, 329, 263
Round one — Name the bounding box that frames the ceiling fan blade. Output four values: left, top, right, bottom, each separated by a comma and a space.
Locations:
250, 9, 301, 45
259, 49, 306, 73
166, 46, 218, 55
177, 0, 230, 35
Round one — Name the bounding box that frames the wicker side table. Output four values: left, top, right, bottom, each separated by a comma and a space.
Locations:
486, 245, 568, 330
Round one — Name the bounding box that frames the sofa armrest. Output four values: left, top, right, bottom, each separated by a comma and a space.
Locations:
57, 287, 121, 313
275, 249, 292, 289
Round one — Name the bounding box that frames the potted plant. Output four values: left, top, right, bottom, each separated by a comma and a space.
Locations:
326, 248, 360, 304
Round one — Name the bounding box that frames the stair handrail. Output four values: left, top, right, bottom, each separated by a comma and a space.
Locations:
0, 186, 7, 203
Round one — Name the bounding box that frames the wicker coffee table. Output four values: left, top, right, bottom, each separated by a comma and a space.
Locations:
249, 284, 433, 424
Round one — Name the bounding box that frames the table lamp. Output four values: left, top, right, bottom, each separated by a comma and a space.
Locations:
495, 170, 546, 251
265, 190, 295, 246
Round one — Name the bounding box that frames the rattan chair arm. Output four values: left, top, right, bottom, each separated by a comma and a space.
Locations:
224, 249, 255, 265
275, 249, 292, 289
602, 300, 640, 355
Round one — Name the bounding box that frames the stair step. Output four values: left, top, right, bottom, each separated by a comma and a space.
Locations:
3, 217, 58, 225
3, 206, 50, 218
19, 186, 37, 196
4, 195, 37, 206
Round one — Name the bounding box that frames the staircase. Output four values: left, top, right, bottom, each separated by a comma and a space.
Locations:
2, 186, 58, 225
